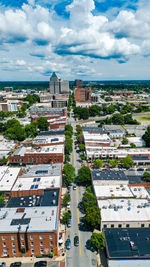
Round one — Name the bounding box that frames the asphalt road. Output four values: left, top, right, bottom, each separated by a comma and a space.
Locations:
66, 116, 97, 267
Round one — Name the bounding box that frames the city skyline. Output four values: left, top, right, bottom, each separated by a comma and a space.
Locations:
0, 0, 150, 81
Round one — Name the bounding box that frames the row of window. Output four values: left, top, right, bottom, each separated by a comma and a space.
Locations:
1, 235, 53, 241
103, 223, 149, 228
2, 248, 53, 255
3, 241, 53, 247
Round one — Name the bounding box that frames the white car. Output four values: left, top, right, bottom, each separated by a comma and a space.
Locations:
67, 203, 71, 209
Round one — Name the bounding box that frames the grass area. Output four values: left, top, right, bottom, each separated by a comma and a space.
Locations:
137, 116, 150, 121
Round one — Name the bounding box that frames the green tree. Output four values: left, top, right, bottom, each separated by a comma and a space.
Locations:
110, 159, 118, 168
65, 130, 72, 138
82, 192, 97, 211
76, 125, 82, 133
4, 126, 26, 141
63, 163, 75, 185
122, 138, 128, 145
112, 113, 124, 125
130, 143, 136, 148
65, 139, 73, 154
62, 212, 70, 224
143, 126, 150, 147
37, 117, 49, 131
78, 144, 85, 151
0, 156, 8, 165
62, 193, 71, 207
85, 206, 101, 229
0, 196, 5, 203
5, 119, 20, 130
25, 122, 38, 138
142, 172, 150, 182
79, 153, 86, 161
77, 133, 83, 144
65, 154, 70, 163
65, 124, 73, 135
90, 233, 105, 251
81, 108, 89, 120
120, 156, 134, 168
93, 159, 103, 168
78, 166, 91, 184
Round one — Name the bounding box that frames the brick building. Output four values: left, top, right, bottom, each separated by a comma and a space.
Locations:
30, 107, 67, 122
113, 91, 133, 97
74, 87, 91, 103
9, 145, 64, 165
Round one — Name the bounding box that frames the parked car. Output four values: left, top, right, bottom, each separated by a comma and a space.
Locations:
10, 263, 21, 267
66, 238, 71, 249
67, 203, 71, 209
68, 210, 72, 219
137, 168, 144, 171
74, 235, 79, 246
67, 218, 71, 228
0, 263, 6, 267
73, 184, 76, 190
34, 261, 47, 267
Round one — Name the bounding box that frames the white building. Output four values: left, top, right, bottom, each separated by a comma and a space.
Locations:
127, 137, 146, 147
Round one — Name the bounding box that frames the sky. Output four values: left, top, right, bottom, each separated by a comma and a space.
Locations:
0, 0, 150, 81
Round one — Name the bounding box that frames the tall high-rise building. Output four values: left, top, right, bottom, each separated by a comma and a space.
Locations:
74, 79, 83, 88
49, 72, 69, 94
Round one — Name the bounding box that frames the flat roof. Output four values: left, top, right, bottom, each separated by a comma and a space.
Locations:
83, 133, 111, 142
33, 136, 64, 145
98, 199, 150, 223
30, 107, 65, 113
12, 174, 61, 191
7, 189, 59, 208
38, 130, 64, 136
92, 170, 128, 181
21, 164, 62, 177
82, 126, 104, 133
130, 187, 149, 199
0, 167, 21, 191
13, 145, 64, 156
104, 228, 150, 259
0, 206, 58, 233
94, 185, 133, 198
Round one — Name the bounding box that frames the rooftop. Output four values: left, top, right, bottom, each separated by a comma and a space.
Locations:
92, 170, 128, 181
13, 145, 64, 156
33, 135, 64, 145
7, 189, 59, 208
30, 106, 65, 113
104, 228, 150, 259
21, 164, 62, 177
38, 130, 64, 136
0, 206, 58, 233
94, 185, 133, 199
0, 167, 21, 191
82, 126, 104, 133
98, 199, 150, 223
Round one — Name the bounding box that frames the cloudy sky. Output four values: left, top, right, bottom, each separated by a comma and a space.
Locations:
0, 0, 150, 81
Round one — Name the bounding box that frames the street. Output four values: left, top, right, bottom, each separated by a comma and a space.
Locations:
66, 116, 97, 267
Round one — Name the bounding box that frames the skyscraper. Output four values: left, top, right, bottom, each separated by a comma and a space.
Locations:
49, 72, 69, 94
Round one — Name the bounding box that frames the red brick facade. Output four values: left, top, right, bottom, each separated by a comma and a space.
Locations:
74, 88, 91, 103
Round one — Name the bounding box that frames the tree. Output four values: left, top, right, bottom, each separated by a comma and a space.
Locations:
65, 140, 73, 154
81, 108, 89, 120
142, 172, 150, 182
124, 114, 139, 125
78, 144, 85, 151
110, 159, 118, 168
62, 193, 71, 207
65, 130, 72, 138
65, 154, 70, 163
112, 114, 124, 125
63, 163, 75, 184
25, 122, 38, 138
78, 166, 91, 184
5, 119, 20, 130
4, 125, 26, 141
130, 143, 136, 148
62, 212, 70, 224
93, 159, 103, 168
65, 125, 73, 135
0, 156, 8, 165
77, 133, 83, 144
76, 125, 82, 133
79, 153, 86, 161
89, 105, 101, 117
143, 126, 150, 147
90, 233, 105, 251
82, 192, 97, 211
122, 138, 128, 145
37, 117, 49, 131
85, 206, 101, 229
23, 94, 40, 105
120, 156, 134, 168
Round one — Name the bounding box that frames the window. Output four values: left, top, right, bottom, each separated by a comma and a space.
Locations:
2, 236, 5, 240
30, 242, 34, 247
149, 224, 150, 227
104, 225, 107, 228
3, 249, 7, 256
40, 248, 44, 254
12, 249, 16, 255
126, 224, 130, 228
141, 224, 145, 228
31, 248, 34, 254
21, 242, 24, 246
50, 248, 53, 253
111, 224, 114, 228
30, 235, 33, 240
21, 235, 24, 240
3, 242, 6, 247
39, 235, 43, 240
118, 224, 122, 228
40, 242, 43, 246
50, 241, 53, 246
12, 242, 15, 247
49, 235, 52, 240
11, 236, 15, 241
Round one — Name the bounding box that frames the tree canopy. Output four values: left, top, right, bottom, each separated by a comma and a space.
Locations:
93, 159, 103, 168
62, 193, 71, 207
37, 117, 49, 131
143, 126, 150, 147
90, 233, 105, 251
142, 172, 150, 182
85, 206, 101, 229
120, 156, 134, 168
78, 166, 91, 184
63, 163, 75, 185
82, 192, 97, 212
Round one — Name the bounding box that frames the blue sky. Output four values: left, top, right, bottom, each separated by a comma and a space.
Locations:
0, 0, 150, 80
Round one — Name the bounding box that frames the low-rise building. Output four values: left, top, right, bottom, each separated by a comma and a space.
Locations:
0, 167, 21, 192
127, 137, 146, 147
104, 228, 150, 267
0, 137, 16, 159
9, 145, 64, 165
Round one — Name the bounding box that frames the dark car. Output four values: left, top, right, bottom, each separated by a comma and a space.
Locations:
67, 218, 71, 228
74, 235, 79, 246
34, 261, 47, 267
68, 210, 72, 219
137, 168, 144, 171
10, 263, 21, 267
66, 238, 71, 249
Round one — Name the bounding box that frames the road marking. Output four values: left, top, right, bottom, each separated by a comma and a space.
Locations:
76, 188, 82, 256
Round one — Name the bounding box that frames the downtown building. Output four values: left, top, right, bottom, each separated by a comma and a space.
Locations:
49, 72, 69, 94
